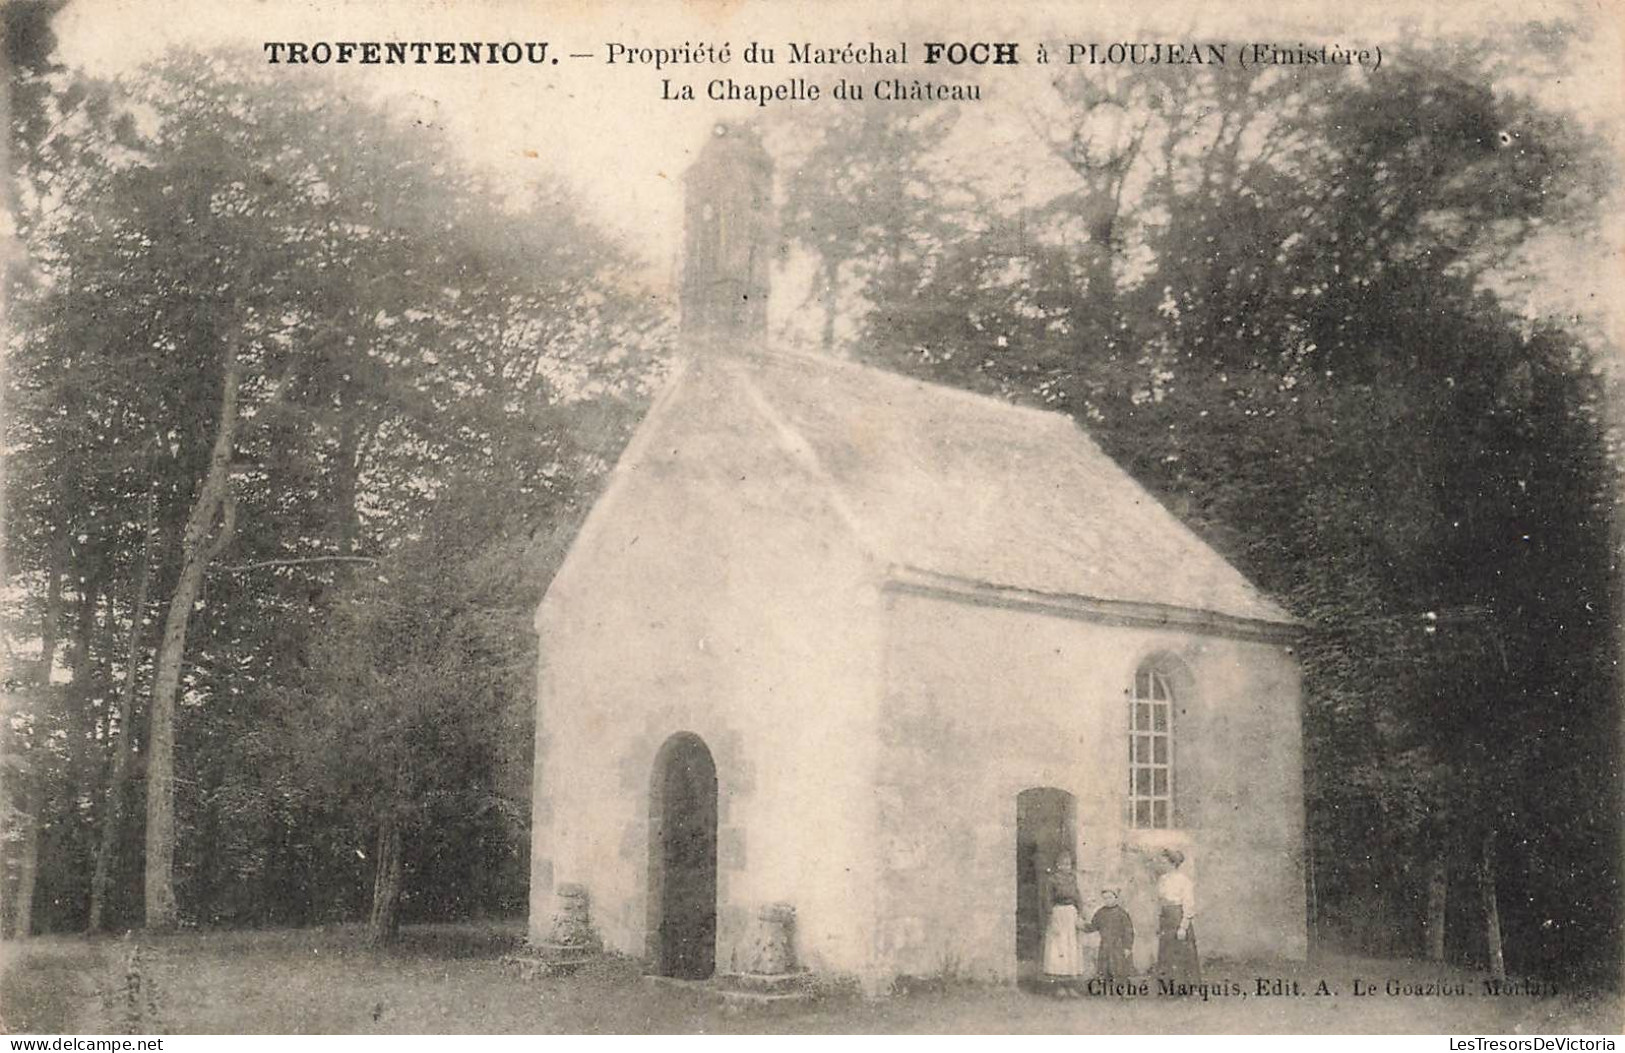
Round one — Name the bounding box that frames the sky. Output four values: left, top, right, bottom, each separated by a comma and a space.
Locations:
49, 0, 1625, 356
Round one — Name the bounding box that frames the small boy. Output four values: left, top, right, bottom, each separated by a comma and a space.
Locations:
1081, 888, 1135, 980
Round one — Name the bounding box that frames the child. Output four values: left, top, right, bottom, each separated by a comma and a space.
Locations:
1081, 888, 1135, 980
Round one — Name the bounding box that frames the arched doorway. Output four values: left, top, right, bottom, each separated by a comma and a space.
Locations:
647, 732, 718, 979
1016, 787, 1077, 979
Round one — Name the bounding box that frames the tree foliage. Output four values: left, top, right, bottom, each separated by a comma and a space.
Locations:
3, 51, 662, 935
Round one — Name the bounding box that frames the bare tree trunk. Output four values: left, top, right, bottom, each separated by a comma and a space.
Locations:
10, 546, 65, 939
304, 384, 369, 615
38, 542, 63, 659
12, 803, 38, 939
366, 818, 404, 945
2, 3, 64, 942
819, 259, 839, 356
1425, 850, 1448, 962
93, 583, 120, 743
144, 348, 242, 931
1481, 830, 1506, 980
39, 572, 104, 935
90, 490, 158, 934
70, 571, 103, 750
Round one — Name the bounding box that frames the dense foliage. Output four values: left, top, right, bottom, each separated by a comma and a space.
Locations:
3, 52, 662, 938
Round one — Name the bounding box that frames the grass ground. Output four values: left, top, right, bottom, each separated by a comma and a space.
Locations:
1, 921, 1619, 1035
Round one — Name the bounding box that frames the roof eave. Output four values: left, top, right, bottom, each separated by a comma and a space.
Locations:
881, 565, 1302, 646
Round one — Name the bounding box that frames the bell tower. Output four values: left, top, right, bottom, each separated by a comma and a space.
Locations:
679, 122, 773, 345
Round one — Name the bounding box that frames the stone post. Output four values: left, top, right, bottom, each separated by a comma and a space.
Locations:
547, 883, 598, 950
742, 901, 799, 977
509, 882, 602, 978
718, 901, 813, 1005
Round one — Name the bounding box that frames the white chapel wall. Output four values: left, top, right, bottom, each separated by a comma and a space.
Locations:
875, 590, 1307, 980
531, 358, 887, 976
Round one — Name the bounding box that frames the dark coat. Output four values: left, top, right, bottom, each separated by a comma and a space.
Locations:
1084, 903, 1135, 979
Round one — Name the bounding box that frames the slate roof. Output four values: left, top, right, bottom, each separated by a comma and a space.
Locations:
728, 349, 1294, 628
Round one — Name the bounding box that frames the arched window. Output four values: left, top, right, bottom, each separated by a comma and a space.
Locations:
1129, 664, 1175, 829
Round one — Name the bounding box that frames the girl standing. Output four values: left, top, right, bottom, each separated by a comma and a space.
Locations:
1041, 851, 1084, 993
1082, 888, 1135, 980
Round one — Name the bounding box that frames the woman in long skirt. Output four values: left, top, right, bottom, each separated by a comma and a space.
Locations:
1154, 848, 1201, 983
1042, 851, 1084, 993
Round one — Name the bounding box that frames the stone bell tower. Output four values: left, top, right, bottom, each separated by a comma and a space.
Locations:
679, 122, 773, 343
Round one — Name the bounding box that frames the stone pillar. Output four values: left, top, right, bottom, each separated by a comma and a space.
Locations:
510, 882, 602, 978
718, 902, 813, 1005
548, 883, 597, 949
742, 902, 799, 976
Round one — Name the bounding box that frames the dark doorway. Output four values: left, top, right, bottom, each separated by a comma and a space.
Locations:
648, 732, 718, 979
1016, 787, 1077, 976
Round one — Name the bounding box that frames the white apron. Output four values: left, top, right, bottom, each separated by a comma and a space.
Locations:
1043, 903, 1082, 977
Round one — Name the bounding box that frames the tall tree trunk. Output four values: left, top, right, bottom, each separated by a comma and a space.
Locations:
2, 2, 64, 941
10, 546, 65, 939
144, 347, 242, 931
366, 817, 404, 945
1481, 830, 1506, 980
90, 490, 157, 933
70, 571, 103, 760
305, 384, 368, 613
38, 544, 63, 681
1425, 850, 1448, 962
819, 259, 839, 356
45, 571, 104, 934
12, 803, 38, 939
71, 575, 99, 679
93, 580, 120, 744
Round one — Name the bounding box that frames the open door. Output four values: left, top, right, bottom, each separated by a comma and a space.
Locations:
648, 732, 718, 979
1016, 787, 1077, 979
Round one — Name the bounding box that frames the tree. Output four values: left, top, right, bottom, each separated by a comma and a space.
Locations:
293, 491, 533, 943
6, 50, 664, 932
1, 0, 68, 940
774, 106, 964, 354
289, 389, 643, 942
87, 487, 156, 932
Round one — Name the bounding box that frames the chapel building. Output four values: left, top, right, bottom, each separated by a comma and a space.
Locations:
528, 123, 1307, 989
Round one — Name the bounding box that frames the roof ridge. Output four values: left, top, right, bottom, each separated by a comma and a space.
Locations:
732, 345, 1081, 430
724, 357, 891, 562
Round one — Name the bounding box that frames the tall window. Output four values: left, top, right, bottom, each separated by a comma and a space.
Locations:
1129, 665, 1174, 829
